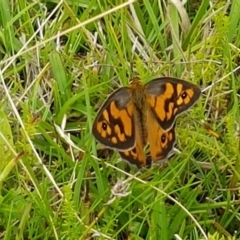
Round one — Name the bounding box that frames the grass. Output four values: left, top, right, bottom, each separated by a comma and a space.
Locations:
0, 0, 240, 239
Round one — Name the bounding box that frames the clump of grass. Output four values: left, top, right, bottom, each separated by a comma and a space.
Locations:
1, 0, 240, 239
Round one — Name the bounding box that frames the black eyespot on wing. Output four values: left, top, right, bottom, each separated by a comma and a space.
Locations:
181, 91, 187, 99
161, 134, 166, 144
102, 122, 107, 130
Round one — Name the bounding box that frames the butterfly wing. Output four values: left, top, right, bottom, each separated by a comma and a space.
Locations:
118, 124, 146, 168
118, 142, 146, 168
146, 77, 201, 131
147, 111, 176, 163
92, 87, 135, 150
119, 113, 176, 167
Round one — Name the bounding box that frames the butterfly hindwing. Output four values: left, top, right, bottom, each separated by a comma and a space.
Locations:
147, 111, 176, 163
119, 116, 176, 167
92, 87, 135, 150
146, 77, 201, 131
118, 141, 146, 168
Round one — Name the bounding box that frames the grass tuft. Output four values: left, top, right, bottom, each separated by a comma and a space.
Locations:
1, 0, 240, 239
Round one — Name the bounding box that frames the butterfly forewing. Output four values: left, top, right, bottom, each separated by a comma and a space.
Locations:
92, 87, 136, 150
146, 77, 201, 130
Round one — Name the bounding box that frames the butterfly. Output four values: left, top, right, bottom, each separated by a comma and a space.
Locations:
92, 77, 201, 168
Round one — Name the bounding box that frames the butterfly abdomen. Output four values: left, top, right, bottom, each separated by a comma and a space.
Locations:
131, 88, 148, 147
133, 104, 148, 147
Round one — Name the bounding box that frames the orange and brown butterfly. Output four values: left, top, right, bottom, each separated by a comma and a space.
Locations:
92, 77, 201, 168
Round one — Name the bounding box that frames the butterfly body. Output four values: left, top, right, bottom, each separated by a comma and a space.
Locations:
92, 77, 201, 167
128, 79, 149, 148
